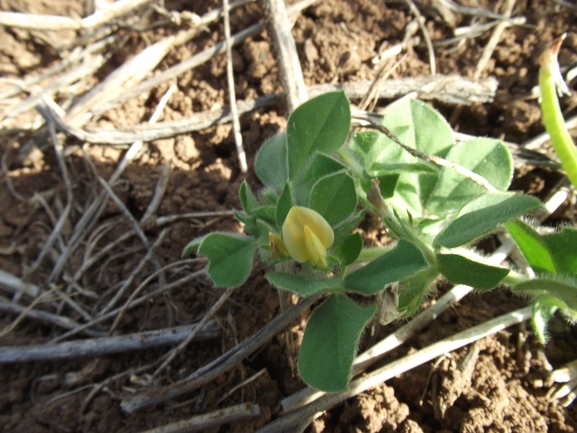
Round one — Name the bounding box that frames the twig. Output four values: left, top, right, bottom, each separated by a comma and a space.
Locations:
50, 270, 206, 343
214, 368, 267, 406
355, 119, 498, 191
0, 269, 41, 298
473, 0, 517, 80
39, 76, 498, 146
0, 321, 219, 363
224, 0, 248, 172
153, 287, 236, 378
403, 0, 436, 75
90, 0, 317, 117
0, 0, 152, 30
0, 296, 104, 337
25, 121, 73, 278
141, 403, 261, 433
120, 294, 321, 413
260, 0, 309, 113
98, 229, 168, 318
257, 306, 532, 433
141, 162, 172, 225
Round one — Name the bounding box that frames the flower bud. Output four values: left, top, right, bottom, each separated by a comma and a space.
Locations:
282, 206, 334, 269
269, 232, 289, 258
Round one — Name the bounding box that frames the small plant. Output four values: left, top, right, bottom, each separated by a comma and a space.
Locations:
185, 90, 577, 392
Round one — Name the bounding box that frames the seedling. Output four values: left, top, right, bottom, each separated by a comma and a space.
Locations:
185, 91, 576, 392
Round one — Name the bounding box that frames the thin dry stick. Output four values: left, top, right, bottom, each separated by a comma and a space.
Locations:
109, 259, 202, 335
473, 0, 516, 80
141, 403, 261, 433
0, 296, 104, 337
0, 0, 152, 30
257, 306, 533, 433
99, 229, 168, 319
214, 368, 267, 406
0, 269, 41, 298
260, 0, 309, 112
403, 0, 436, 75
0, 54, 106, 123
41, 76, 498, 146
0, 285, 60, 338
25, 121, 73, 278
50, 270, 206, 343
0, 321, 219, 363
153, 287, 236, 378
91, 0, 317, 117
120, 294, 321, 413
141, 161, 172, 225
223, 0, 248, 173
356, 119, 498, 191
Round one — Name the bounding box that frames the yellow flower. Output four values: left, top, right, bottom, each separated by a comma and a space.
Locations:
269, 232, 289, 258
282, 206, 334, 269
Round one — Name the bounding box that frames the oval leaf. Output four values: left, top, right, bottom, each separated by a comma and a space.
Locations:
198, 233, 257, 287
344, 240, 428, 295
435, 193, 542, 248
437, 253, 509, 291
255, 132, 288, 189
265, 273, 344, 296
298, 293, 375, 391
309, 171, 357, 225
287, 91, 351, 179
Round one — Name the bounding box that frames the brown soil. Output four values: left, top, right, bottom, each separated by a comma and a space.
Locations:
1, 0, 577, 432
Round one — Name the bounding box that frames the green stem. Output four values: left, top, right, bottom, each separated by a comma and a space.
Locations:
538, 37, 577, 188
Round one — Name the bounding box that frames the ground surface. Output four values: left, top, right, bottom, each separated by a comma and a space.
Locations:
1, 0, 577, 432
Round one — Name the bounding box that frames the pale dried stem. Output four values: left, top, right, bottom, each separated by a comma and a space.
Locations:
403, 0, 436, 75
0, 321, 219, 363
25, 122, 73, 278
39, 77, 497, 146
120, 294, 321, 413
473, 0, 516, 80
51, 270, 206, 344
0, 295, 104, 337
0, 0, 152, 31
152, 287, 236, 378
91, 0, 317, 118
224, 0, 248, 172
108, 259, 203, 335
141, 403, 261, 433
260, 0, 310, 112
98, 229, 168, 318
258, 307, 533, 433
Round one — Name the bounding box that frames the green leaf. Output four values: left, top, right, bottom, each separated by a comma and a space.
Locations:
233, 209, 259, 237
344, 240, 428, 295
287, 91, 351, 179
437, 253, 509, 291
182, 235, 207, 256
335, 232, 363, 266
292, 153, 346, 206
383, 98, 455, 216
426, 138, 513, 215
435, 193, 542, 248
309, 171, 357, 225
397, 267, 438, 318
531, 294, 567, 343
276, 183, 293, 226
511, 277, 577, 310
239, 180, 259, 212
198, 233, 257, 287
542, 227, 577, 275
298, 293, 375, 391
255, 132, 288, 189
332, 211, 364, 246
265, 273, 344, 296
505, 220, 557, 274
